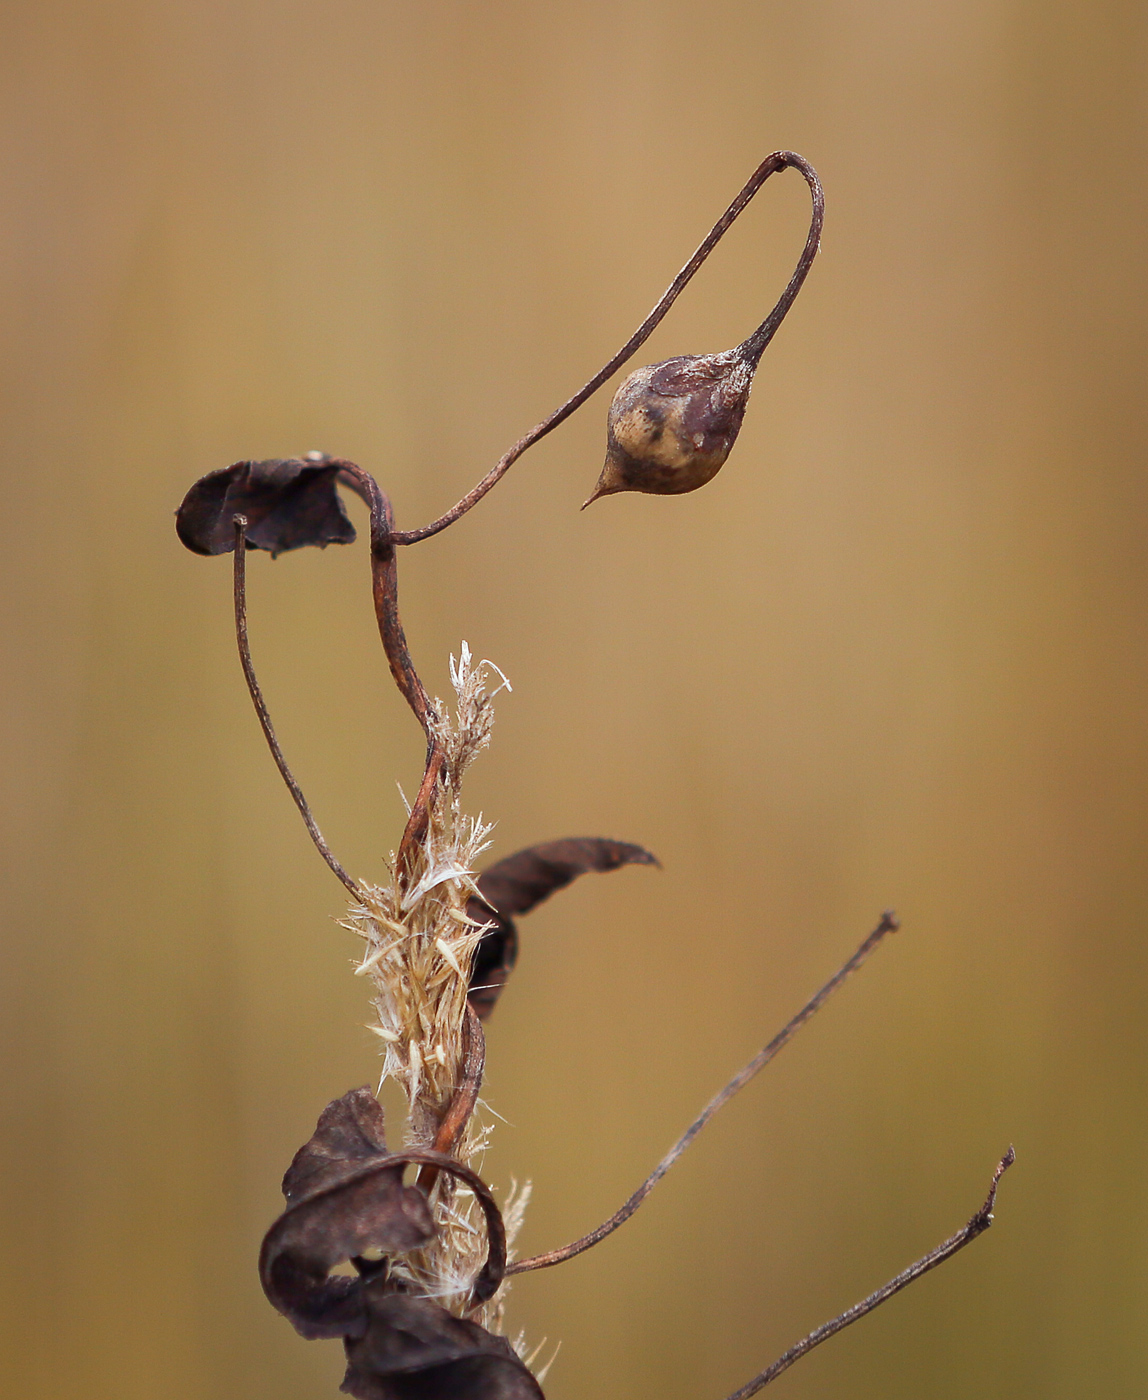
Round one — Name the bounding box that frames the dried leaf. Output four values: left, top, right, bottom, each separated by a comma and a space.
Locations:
260, 1089, 435, 1339
342, 1288, 545, 1400
261, 1089, 508, 1340
175, 456, 356, 557
467, 838, 658, 1019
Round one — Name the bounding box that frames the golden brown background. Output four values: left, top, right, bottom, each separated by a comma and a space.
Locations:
2, 1, 1146, 1395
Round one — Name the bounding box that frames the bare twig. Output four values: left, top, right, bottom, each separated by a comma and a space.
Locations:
738, 153, 824, 368
508, 910, 898, 1276
723, 1148, 1016, 1397
388, 151, 823, 546
232, 516, 361, 898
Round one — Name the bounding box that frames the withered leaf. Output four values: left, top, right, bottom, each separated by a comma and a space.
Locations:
261, 1089, 435, 1339
261, 1089, 507, 1340
175, 456, 356, 557
342, 1288, 545, 1400
467, 838, 658, 1020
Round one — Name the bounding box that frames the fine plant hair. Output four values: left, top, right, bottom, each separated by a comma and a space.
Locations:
176, 151, 1013, 1398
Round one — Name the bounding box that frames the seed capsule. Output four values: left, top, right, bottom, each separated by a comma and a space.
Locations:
584, 350, 755, 505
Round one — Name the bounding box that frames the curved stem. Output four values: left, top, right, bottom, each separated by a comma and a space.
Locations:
508, 911, 898, 1276
386, 1145, 508, 1305
330, 460, 437, 736
389, 150, 823, 546
326, 460, 448, 876
232, 517, 361, 898
738, 153, 823, 368
723, 1149, 1015, 1397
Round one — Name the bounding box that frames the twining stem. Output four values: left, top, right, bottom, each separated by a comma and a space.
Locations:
232, 516, 361, 898
330, 461, 437, 735
416, 1006, 486, 1195
388, 151, 823, 546
508, 911, 898, 1276
327, 460, 447, 876
336, 1145, 507, 1305
723, 1148, 1016, 1397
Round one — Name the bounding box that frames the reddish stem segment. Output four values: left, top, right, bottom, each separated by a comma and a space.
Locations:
330, 461, 447, 876
388, 151, 823, 546
508, 911, 898, 1276
416, 1006, 487, 1196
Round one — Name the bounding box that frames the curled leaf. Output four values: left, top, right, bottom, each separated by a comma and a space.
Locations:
260, 1089, 435, 1339
175, 455, 356, 557
260, 1088, 508, 1339
467, 838, 658, 1019
342, 1287, 545, 1400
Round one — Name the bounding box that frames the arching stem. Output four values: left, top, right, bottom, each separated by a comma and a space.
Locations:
388, 150, 823, 546
328, 461, 447, 876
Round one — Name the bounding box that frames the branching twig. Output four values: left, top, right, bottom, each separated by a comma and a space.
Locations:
723, 1148, 1016, 1397
388, 151, 823, 546
508, 910, 898, 1276
232, 516, 361, 898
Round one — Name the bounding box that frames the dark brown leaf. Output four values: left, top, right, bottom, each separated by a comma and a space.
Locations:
176, 456, 356, 557
467, 838, 658, 1019
282, 1086, 393, 1203
341, 1288, 545, 1400
261, 1089, 508, 1339
260, 1089, 435, 1340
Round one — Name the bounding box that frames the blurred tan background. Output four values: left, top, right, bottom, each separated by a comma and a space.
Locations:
2, 1, 1146, 1396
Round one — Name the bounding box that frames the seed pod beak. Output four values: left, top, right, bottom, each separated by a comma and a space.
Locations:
581, 453, 629, 509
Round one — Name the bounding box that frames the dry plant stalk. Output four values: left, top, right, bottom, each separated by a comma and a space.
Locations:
177, 151, 1013, 1399
344, 644, 516, 1325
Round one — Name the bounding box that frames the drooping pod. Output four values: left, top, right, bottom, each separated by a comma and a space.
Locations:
586, 350, 755, 504
585, 152, 823, 506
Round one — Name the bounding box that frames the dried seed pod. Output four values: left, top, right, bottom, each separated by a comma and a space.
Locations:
584, 350, 754, 505
583, 154, 823, 507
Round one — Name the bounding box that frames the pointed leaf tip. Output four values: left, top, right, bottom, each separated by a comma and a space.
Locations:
467, 838, 658, 1019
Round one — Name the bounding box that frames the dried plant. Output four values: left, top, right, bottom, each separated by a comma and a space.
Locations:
176, 151, 1013, 1398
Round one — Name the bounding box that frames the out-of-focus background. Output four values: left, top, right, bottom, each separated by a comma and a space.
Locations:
2, 2, 1146, 1396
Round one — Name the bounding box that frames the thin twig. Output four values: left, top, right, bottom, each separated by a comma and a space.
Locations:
232, 516, 361, 898
738, 153, 824, 368
508, 910, 898, 1276
723, 1148, 1016, 1397
388, 151, 823, 546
